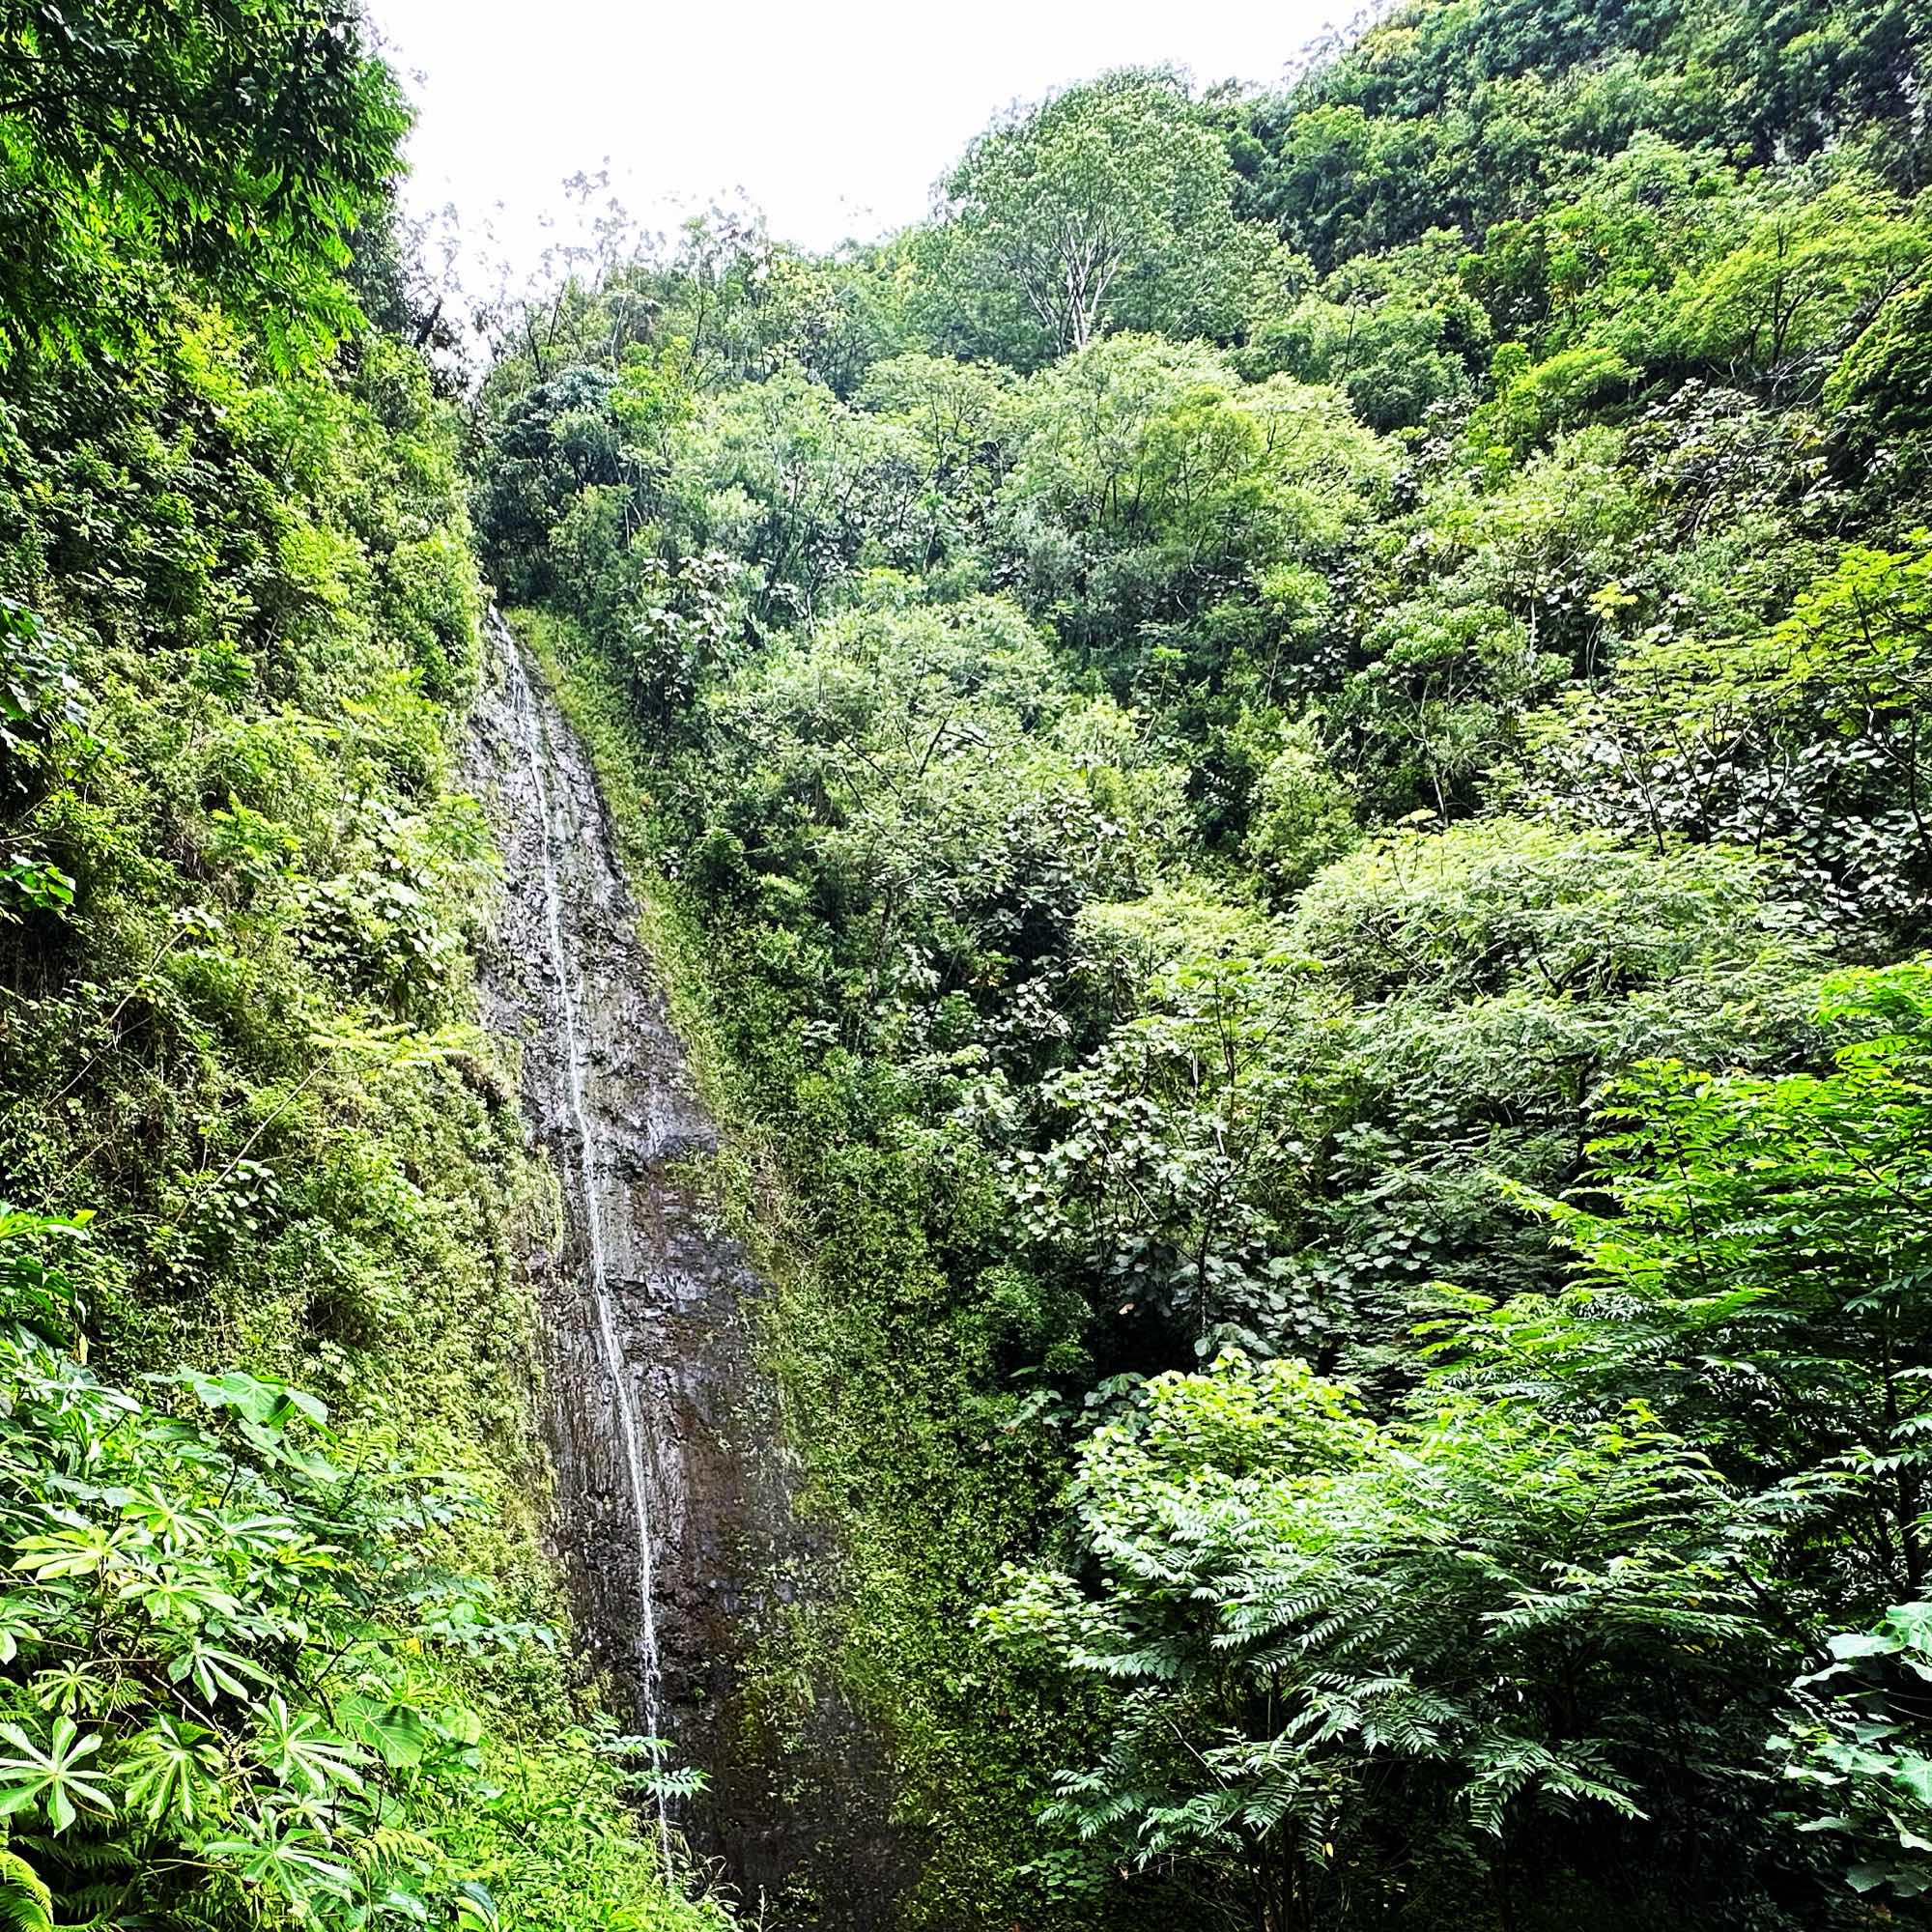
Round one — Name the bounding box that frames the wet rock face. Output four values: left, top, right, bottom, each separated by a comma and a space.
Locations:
461, 616, 773, 1870
460, 615, 912, 1924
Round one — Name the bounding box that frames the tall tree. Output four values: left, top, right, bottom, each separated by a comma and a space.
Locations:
942, 69, 1244, 357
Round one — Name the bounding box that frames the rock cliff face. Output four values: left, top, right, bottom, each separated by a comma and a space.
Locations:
462, 613, 786, 1879
462, 613, 920, 1925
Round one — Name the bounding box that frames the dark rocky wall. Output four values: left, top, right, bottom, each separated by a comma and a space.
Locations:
461, 613, 913, 1925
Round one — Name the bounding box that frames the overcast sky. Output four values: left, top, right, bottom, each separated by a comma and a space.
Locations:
370, 0, 1337, 275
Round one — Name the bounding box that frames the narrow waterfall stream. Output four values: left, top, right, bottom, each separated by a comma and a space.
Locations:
462, 611, 919, 1925
463, 611, 760, 1849
513, 641, 671, 1856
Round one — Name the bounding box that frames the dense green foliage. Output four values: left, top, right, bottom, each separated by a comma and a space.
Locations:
11, 0, 1932, 1920
0, 1208, 707, 1931
471, 0, 1932, 1924
0, 9, 720, 1929
0, 1, 411, 366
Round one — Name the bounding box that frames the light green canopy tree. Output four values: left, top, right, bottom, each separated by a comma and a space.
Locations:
942, 69, 1246, 357
0, 0, 409, 365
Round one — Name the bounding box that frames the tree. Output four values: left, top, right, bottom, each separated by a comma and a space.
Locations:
1009, 950, 1326, 1355
1659, 183, 1928, 388
942, 70, 1246, 358
457, 0, 1932, 1914
1454, 961, 1932, 1609
1530, 534, 1932, 943
0, 0, 410, 364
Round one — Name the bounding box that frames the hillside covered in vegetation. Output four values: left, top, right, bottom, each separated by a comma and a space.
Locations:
8, 0, 1932, 1928
0, 5, 721, 1929
471, 0, 1932, 1926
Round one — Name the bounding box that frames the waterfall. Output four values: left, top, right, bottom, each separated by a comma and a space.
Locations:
507, 638, 672, 1859
465, 611, 896, 1923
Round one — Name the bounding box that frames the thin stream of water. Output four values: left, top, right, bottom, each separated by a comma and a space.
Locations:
474, 613, 894, 1916
506, 631, 673, 1862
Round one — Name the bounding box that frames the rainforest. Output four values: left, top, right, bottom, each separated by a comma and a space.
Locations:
3, 0, 1932, 1927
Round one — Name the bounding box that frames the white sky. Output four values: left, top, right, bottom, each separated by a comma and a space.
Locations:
371, 0, 1337, 277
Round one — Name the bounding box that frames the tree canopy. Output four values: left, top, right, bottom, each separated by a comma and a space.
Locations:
463, 0, 1932, 1918
10, 0, 1932, 1923
0, 0, 408, 364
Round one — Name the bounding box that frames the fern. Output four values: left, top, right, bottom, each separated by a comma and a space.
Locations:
0, 1851, 54, 1932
